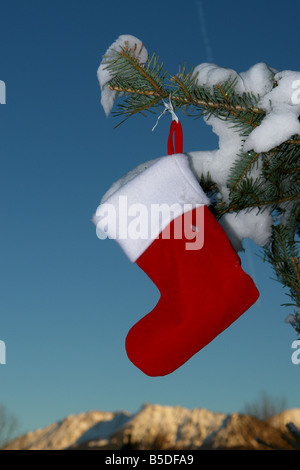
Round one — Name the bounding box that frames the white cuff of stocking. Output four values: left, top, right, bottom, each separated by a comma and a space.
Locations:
93, 154, 210, 262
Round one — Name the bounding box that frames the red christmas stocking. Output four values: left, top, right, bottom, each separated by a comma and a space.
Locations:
94, 123, 259, 376
126, 205, 259, 376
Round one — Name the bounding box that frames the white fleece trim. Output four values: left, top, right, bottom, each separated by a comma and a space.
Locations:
93, 154, 210, 262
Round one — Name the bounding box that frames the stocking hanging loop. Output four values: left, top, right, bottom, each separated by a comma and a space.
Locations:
168, 119, 183, 155
152, 96, 183, 154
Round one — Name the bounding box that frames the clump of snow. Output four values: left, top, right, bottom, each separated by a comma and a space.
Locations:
193, 62, 275, 96
285, 308, 300, 327
193, 63, 239, 91
97, 34, 148, 116
238, 63, 276, 96
285, 314, 297, 326
189, 115, 244, 199
219, 210, 273, 252
244, 70, 300, 152
194, 62, 300, 155
245, 112, 300, 153
186, 61, 299, 250
187, 113, 273, 251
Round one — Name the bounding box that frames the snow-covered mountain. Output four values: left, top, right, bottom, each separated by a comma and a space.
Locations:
4, 404, 300, 450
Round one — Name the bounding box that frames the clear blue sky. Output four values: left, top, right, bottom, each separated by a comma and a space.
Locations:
0, 0, 299, 436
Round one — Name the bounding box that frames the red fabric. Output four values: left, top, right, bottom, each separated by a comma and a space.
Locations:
125, 206, 259, 376
168, 120, 183, 154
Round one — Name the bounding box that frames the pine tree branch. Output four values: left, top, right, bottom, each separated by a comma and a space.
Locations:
102, 41, 300, 322
228, 151, 261, 191
108, 82, 264, 116
108, 84, 164, 97
264, 225, 300, 309
171, 74, 193, 102
118, 44, 166, 97
173, 93, 263, 115
282, 166, 300, 174
215, 84, 259, 128
291, 257, 300, 289
217, 192, 300, 216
